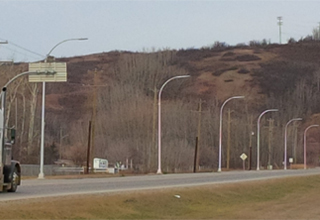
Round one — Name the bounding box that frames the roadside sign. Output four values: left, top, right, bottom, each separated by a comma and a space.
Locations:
240, 153, 247, 161
28, 62, 67, 82
93, 158, 108, 169
240, 153, 247, 171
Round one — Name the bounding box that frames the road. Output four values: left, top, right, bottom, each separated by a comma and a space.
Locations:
1, 168, 319, 201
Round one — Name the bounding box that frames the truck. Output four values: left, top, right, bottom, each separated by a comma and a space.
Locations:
0, 87, 21, 192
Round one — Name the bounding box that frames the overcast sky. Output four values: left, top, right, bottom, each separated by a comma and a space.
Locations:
0, 0, 319, 62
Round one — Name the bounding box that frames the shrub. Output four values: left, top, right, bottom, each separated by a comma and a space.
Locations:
238, 68, 250, 74
212, 66, 238, 76
236, 54, 261, 62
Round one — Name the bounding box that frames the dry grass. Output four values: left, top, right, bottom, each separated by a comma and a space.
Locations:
0, 174, 320, 219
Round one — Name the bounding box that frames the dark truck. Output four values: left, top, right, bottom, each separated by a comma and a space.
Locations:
0, 87, 21, 192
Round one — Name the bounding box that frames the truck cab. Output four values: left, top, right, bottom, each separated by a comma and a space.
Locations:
0, 88, 21, 192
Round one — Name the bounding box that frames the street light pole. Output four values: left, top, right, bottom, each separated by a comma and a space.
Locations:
0, 71, 56, 168
303, 124, 319, 170
284, 118, 302, 170
157, 75, 190, 174
256, 109, 278, 171
38, 38, 88, 179
218, 96, 245, 172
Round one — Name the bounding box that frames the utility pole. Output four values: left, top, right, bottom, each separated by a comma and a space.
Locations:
91, 68, 98, 173
277, 16, 283, 44
248, 115, 253, 170
86, 121, 92, 174
293, 124, 298, 164
194, 99, 202, 173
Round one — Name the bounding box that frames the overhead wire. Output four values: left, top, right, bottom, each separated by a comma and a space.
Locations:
0, 46, 43, 61
0, 36, 45, 61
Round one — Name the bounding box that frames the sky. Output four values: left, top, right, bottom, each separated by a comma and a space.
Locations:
0, 0, 320, 62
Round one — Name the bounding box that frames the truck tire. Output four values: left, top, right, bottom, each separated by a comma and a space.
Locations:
8, 167, 19, 192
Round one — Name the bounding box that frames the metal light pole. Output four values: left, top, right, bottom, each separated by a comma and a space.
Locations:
256, 109, 278, 171
157, 75, 190, 174
0, 70, 56, 169
284, 118, 302, 170
218, 96, 244, 172
304, 125, 319, 170
38, 38, 88, 179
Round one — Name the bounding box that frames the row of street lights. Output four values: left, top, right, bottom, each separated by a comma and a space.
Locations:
3, 39, 318, 175
156, 76, 319, 173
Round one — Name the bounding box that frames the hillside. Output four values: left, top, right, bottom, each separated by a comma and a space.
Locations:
2, 41, 320, 172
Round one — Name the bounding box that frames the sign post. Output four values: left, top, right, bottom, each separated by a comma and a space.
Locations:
240, 153, 247, 171
289, 158, 293, 169
28, 62, 67, 179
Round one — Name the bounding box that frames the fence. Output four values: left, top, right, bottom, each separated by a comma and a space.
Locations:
21, 164, 84, 177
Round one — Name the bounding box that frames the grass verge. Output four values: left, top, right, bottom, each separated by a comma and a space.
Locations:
1, 174, 320, 219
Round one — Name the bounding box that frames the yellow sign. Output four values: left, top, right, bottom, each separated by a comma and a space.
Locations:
240, 153, 247, 161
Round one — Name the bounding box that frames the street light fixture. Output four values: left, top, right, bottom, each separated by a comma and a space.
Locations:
256, 109, 278, 171
38, 38, 88, 179
303, 124, 319, 170
284, 118, 302, 170
157, 75, 190, 174
218, 95, 245, 172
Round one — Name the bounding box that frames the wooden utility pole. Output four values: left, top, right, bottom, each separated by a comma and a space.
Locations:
293, 124, 298, 164
91, 69, 98, 173
248, 115, 253, 170
267, 119, 274, 167
194, 137, 199, 173
86, 121, 92, 174
59, 128, 62, 160
194, 99, 202, 173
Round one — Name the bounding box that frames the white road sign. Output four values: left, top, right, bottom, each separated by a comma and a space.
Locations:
240, 153, 247, 161
93, 158, 108, 169
28, 62, 67, 82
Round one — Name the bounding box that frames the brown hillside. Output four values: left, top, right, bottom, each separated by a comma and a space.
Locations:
2, 41, 320, 171
46, 47, 278, 116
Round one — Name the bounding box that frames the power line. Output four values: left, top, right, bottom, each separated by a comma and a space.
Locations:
7, 41, 44, 58
0, 37, 44, 59
0, 46, 42, 61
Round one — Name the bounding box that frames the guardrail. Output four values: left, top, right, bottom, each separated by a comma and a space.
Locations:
21, 164, 116, 176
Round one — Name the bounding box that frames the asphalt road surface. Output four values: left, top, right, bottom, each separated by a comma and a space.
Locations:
1, 168, 319, 201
